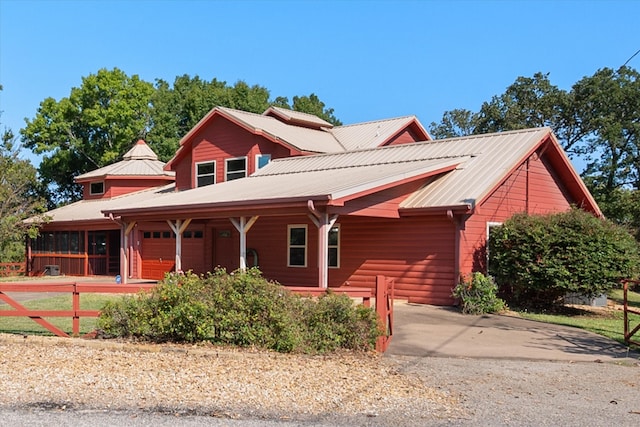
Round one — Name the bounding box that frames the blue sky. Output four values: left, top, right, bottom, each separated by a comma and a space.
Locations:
1, 0, 638, 171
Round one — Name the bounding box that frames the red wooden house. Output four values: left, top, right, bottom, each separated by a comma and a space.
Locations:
30, 106, 600, 305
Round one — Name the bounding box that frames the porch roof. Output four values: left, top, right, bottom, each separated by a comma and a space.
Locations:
26, 184, 175, 225
102, 153, 468, 219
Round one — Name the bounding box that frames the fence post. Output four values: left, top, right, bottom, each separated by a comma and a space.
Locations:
375, 275, 393, 352
72, 282, 80, 336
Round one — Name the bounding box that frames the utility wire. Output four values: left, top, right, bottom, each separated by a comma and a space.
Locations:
622, 49, 640, 68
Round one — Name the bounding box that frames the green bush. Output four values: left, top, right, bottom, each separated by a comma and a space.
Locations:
98, 268, 381, 353
452, 272, 506, 314
489, 209, 640, 309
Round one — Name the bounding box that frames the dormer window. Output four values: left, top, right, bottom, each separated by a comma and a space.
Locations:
196, 161, 216, 187
90, 181, 104, 195
225, 157, 247, 181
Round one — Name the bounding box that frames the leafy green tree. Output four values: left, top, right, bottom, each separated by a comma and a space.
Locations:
0, 127, 48, 262
489, 209, 640, 309
429, 67, 640, 234
428, 108, 478, 139
21, 69, 342, 205
147, 76, 272, 161
290, 93, 342, 126
21, 68, 155, 204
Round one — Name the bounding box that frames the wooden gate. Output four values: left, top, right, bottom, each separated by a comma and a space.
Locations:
623, 279, 640, 346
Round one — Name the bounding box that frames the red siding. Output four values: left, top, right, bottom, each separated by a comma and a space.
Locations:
384, 129, 420, 146
174, 116, 294, 190
236, 215, 456, 304
175, 150, 193, 191
106, 179, 172, 198
336, 180, 426, 218
459, 151, 574, 278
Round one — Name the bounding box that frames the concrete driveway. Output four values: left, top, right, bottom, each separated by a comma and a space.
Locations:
386, 301, 639, 363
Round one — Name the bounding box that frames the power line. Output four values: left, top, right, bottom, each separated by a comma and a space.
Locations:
622, 49, 640, 68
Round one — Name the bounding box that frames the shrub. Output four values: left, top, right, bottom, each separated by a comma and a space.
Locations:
98, 268, 381, 353
489, 209, 640, 309
452, 272, 506, 314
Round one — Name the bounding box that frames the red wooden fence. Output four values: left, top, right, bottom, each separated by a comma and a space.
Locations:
0, 276, 395, 351
0, 282, 156, 337
0, 262, 26, 277
622, 279, 640, 346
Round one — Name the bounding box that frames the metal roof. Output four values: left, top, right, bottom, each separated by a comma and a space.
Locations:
27, 185, 175, 224
104, 156, 466, 215
173, 107, 426, 158
400, 128, 552, 209
329, 116, 421, 151
263, 106, 334, 129
75, 140, 174, 181
106, 127, 565, 218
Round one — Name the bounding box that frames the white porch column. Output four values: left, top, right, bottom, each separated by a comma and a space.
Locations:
308, 201, 338, 289
167, 219, 192, 273
230, 216, 259, 270
120, 221, 136, 284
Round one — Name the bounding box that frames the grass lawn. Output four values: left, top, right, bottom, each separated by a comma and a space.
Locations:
0, 294, 123, 336
516, 288, 640, 348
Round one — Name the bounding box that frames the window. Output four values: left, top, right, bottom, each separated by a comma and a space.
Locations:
32, 231, 84, 254
288, 225, 307, 267
196, 161, 216, 187
90, 181, 104, 195
256, 154, 271, 170
225, 157, 247, 181
328, 226, 339, 268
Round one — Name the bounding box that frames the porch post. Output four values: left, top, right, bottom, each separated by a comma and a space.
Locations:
83, 230, 89, 276
167, 219, 192, 273
121, 222, 136, 284
308, 202, 338, 289
230, 216, 259, 271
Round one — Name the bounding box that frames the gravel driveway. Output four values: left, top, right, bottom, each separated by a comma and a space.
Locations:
1, 332, 639, 426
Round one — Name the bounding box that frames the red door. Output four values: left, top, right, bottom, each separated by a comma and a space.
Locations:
141, 230, 175, 280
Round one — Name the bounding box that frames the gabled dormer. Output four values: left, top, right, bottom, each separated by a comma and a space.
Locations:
75, 140, 175, 200
165, 106, 432, 192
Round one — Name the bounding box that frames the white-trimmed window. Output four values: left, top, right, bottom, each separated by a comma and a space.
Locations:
256, 154, 271, 170
288, 225, 307, 267
486, 222, 502, 274
90, 181, 104, 195
225, 156, 247, 181
196, 161, 216, 187
328, 225, 340, 268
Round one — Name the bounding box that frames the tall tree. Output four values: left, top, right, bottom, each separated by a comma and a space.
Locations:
429, 67, 640, 233
0, 123, 47, 262
290, 93, 342, 126
21, 70, 342, 205
21, 68, 155, 204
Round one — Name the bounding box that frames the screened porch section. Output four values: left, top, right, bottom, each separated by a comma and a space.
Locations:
29, 230, 120, 277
